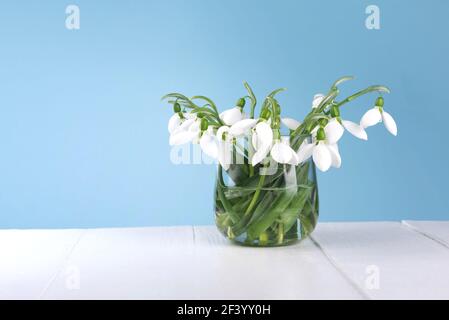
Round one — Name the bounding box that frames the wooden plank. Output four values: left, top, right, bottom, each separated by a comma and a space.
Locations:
402, 220, 449, 248
0, 229, 84, 299
42, 225, 362, 299
41, 226, 197, 299
188, 226, 363, 299
311, 222, 449, 299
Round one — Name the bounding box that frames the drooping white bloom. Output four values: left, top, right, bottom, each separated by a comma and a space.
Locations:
312, 118, 367, 142
169, 117, 200, 146
360, 107, 397, 136
297, 140, 341, 172
312, 93, 325, 109
251, 122, 273, 166
216, 126, 233, 170
167, 112, 196, 134
219, 107, 245, 126
199, 127, 218, 159
270, 137, 299, 165
281, 118, 301, 131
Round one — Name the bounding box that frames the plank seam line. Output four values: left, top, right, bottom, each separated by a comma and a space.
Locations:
401, 221, 449, 250
191, 225, 196, 245
309, 235, 372, 300
37, 229, 89, 299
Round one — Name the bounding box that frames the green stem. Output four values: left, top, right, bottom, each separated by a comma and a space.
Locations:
336, 85, 390, 108
278, 223, 284, 244
244, 173, 266, 215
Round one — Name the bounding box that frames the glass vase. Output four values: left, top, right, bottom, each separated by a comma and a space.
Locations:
214, 154, 319, 247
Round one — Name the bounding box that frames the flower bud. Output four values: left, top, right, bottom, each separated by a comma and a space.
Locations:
316, 127, 326, 141
200, 118, 208, 131
173, 102, 181, 113
236, 98, 246, 108
375, 96, 384, 107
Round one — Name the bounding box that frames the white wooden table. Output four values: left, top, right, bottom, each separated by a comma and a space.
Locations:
1, 221, 448, 300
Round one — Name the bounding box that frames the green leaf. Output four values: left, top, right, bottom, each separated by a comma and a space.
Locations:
331, 76, 354, 89
246, 187, 297, 239
267, 87, 286, 98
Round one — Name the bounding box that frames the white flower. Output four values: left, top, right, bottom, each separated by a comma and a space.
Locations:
199, 127, 218, 159
312, 118, 367, 142
167, 112, 195, 134
297, 125, 342, 172
360, 106, 397, 136
270, 137, 299, 165
297, 140, 341, 172
312, 93, 325, 109
281, 118, 301, 131
251, 122, 273, 166
169, 117, 200, 146
216, 126, 233, 170
219, 107, 245, 126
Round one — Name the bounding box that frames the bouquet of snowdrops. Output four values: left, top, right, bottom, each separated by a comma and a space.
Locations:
163, 77, 396, 246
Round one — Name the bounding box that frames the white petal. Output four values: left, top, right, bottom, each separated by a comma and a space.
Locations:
281, 118, 301, 130
229, 119, 257, 137
312, 93, 325, 108
251, 132, 259, 150
251, 144, 271, 166
255, 122, 273, 148
327, 144, 341, 168
325, 119, 344, 144
172, 118, 195, 135
168, 113, 181, 133
218, 140, 232, 170
382, 111, 398, 136
270, 142, 292, 164
188, 120, 201, 133
296, 141, 314, 163
219, 107, 244, 126
342, 120, 368, 140
200, 131, 218, 159
360, 108, 382, 128
312, 144, 332, 172
169, 129, 198, 146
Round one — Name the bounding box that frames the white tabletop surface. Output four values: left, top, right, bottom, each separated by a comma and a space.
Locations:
1, 221, 448, 300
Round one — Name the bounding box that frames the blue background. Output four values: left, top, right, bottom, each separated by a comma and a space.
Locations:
1, 0, 448, 228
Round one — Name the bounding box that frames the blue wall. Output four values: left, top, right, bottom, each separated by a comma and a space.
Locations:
1, 0, 448, 228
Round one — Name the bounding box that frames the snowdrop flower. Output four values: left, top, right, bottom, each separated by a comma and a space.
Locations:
328, 105, 368, 141
281, 118, 301, 131
270, 137, 299, 165
312, 93, 325, 109
360, 97, 397, 136
169, 117, 200, 146
167, 102, 196, 134
199, 127, 218, 159
297, 128, 341, 172
216, 126, 233, 170
310, 118, 344, 145
219, 98, 246, 126
251, 121, 273, 166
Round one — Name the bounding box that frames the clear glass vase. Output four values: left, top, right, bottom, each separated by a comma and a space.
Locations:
214, 155, 319, 247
